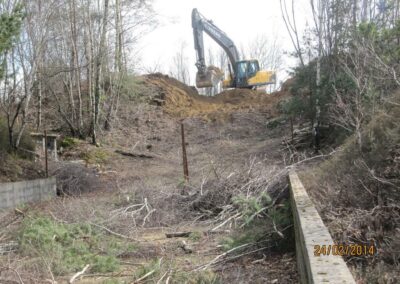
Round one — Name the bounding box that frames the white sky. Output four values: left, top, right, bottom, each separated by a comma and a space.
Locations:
139, 0, 312, 86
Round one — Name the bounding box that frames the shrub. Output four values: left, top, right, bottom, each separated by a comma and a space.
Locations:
0, 118, 9, 153
232, 193, 272, 226
83, 148, 109, 164
18, 217, 131, 275
221, 194, 294, 253
60, 137, 79, 148
0, 117, 35, 159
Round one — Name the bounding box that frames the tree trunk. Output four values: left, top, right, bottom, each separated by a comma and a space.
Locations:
69, 0, 83, 134
104, 0, 122, 130
37, 70, 42, 131
92, 0, 109, 144
314, 0, 324, 151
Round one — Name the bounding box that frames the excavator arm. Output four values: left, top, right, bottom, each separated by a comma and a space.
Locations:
191, 8, 276, 89
192, 8, 239, 88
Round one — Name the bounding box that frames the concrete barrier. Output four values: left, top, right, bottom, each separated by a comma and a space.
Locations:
289, 171, 355, 284
0, 177, 56, 209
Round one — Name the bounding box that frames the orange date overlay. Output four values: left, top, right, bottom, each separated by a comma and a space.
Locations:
314, 244, 376, 257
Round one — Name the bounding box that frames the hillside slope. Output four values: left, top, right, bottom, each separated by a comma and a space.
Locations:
301, 91, 400, 282
0, 74, 297, 283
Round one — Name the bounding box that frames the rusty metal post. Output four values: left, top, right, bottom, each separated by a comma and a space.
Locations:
44, 130, 48, 178
181, 122, 189, 182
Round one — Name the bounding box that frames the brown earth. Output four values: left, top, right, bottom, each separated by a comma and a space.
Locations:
139, 73, 289, 120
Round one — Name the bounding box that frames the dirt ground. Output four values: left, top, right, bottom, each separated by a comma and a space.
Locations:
0, 76, 298, 283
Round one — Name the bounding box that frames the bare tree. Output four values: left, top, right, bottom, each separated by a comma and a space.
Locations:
246, 34, 283, 71
8, 0, 156, 142
279, 0, 305, 66
169, 41, 191, 85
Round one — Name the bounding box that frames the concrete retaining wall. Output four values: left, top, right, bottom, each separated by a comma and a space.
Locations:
0, 177, 56, 209
289, 171, 355, 284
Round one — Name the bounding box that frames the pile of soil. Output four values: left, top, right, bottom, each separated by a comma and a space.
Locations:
140, 73, 290, 120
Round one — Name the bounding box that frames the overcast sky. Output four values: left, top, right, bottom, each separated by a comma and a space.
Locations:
139, 0, 312, 85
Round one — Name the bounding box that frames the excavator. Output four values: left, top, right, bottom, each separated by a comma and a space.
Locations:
191, 8, 276, 89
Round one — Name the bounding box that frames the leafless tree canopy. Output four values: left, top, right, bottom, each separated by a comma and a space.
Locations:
0, 0, 157, 146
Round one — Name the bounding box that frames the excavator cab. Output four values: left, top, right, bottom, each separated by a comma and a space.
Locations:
235, 60, 260, 87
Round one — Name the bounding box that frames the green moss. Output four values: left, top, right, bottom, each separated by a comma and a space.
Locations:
84, 148, 109, 164
189, 231, 202, 242
60, 137, 79, 148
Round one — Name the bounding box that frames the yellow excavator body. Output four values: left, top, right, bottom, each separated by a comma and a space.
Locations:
247, 70, 276, 86
222, 61, 276, 89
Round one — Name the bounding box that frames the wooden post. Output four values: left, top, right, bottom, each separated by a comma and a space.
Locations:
54, 138, 58, 161
181, 122, 189, 182
290, 116, 294, 143
44, 130, 48, 178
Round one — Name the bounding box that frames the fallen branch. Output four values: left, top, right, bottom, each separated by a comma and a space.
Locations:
179, 240, 193, 253
285, 149, 339, 169
252, 254, 266, 264
211, 212, 241, 231
165, 232, 191, 238
194, 242, 252, 271
156, 270, 169, 284
0, 266, 24, 284
132, 269, 156, 283
142, 208, 156, 227
0, 215, 21, 230
115, 150, 153, 159
213, 246, 273, 268
89, 222, 137, 241
69, 264, 90, 283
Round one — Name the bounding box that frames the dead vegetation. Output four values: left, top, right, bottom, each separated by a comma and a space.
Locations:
51, 161, 113, 196
300, 91, 400, 282
0, 160, 297, 283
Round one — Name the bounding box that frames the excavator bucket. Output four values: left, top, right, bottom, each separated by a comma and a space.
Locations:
195, 66, 224, 88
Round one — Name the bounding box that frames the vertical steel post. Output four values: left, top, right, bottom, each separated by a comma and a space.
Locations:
181, 123, 189, 182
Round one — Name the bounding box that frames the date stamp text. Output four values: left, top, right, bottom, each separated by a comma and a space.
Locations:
314, 244, 376, 256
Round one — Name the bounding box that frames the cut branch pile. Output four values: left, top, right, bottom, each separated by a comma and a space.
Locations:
184, 162, 290, 233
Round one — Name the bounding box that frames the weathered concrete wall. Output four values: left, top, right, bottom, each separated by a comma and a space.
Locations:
0, 177, 56, 209
289, 171, 355, 284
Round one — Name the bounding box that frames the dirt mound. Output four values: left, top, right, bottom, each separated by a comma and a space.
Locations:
140, 73, 290, 120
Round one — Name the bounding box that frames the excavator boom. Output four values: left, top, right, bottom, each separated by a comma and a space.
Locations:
192, 8, 239, 88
